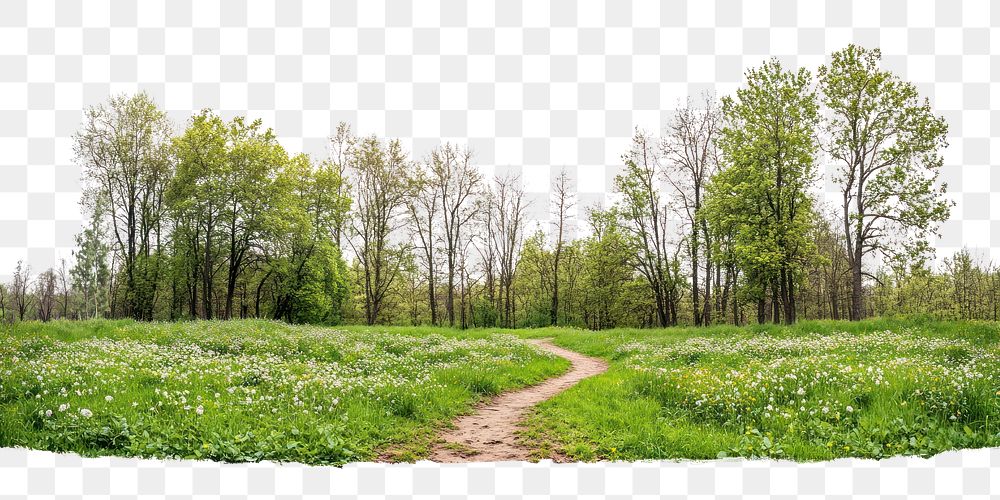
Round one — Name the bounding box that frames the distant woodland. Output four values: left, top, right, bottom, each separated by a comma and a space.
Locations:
5, 45, 995, 328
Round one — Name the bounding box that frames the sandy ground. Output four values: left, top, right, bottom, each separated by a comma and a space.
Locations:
427, 339, 608, 463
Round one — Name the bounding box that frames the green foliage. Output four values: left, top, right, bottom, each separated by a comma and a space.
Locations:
74, 92, 174, 320
70, 203, 111, 319
41, 47, 956, 329
819, 45, 951, 258
818, 44, 951, 319
268, 154, 352, 324
708, 57, 820, 323
278, 240, 349, 325
164, 112, 351, 323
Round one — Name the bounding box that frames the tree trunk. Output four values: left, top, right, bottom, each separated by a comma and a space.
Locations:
702, 232, 712, 325
653, 284, 669, 328
691, 249, 701, 326
428, 269, 437, 326
202, 220, 214, 320
850, 259, 863, 321
770, 284, 780, 324
447, 255, 455, 326
782, 267, 795, 325
830, 275, 840, 321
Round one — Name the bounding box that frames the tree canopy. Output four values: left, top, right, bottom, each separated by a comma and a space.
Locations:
6, 47, 968, 328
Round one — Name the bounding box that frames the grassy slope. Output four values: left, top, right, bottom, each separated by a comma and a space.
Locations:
518, 319, 1000, 461
0, 320, 568, 465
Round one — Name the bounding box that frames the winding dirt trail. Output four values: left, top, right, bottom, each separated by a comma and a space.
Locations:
428, 339, 608, 462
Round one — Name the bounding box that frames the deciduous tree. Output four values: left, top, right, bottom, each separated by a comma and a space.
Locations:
75, 92, 172, 320
818, 45, 951, 321
615, 130, 681, 327
346, 136, 415, 325
662, 94, 720, 326
549, 168, 575, 325
711, 58, 820, 325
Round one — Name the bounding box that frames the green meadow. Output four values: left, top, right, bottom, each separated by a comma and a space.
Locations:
2, 319, 999, 464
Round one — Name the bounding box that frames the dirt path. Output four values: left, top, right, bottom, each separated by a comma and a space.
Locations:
427, 339, 608, 463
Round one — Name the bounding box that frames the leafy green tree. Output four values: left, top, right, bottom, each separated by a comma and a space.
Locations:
269, 155, 351, 323
818, 45, 951, 321
710, 58, 820, 324
580, 207, 635, 330
168, 112, 296, 320
167, 110, 228, 319
278, 239, 348, 324
74, 92, 173, 320
220, 117, 288, 319
70, 203, 111, 319
514, 228, 554, 327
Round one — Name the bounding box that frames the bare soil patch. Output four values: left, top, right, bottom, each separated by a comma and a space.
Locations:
427, 339, 608, 462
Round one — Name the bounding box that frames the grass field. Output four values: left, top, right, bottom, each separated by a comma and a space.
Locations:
0, 320, 567, 465
521, 319, 1000, 461
2, 318, 1000, 464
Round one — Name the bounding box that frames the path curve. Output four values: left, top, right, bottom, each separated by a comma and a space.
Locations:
428, 339, 608, 462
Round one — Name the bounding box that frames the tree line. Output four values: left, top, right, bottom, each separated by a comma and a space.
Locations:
1, 45, 977, 328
